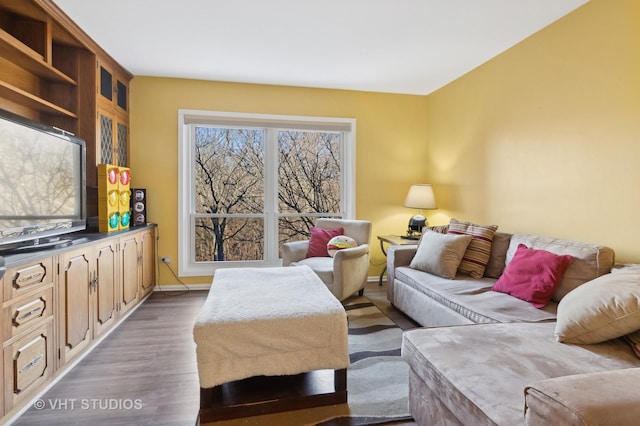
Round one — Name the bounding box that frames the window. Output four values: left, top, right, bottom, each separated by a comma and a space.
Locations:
178, 110, 355, 276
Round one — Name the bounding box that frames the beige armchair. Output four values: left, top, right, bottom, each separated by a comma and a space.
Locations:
282, 218, 372, 301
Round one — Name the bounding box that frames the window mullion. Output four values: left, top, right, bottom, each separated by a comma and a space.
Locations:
264, 128, 279, 263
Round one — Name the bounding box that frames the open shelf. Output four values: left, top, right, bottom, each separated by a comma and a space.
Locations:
0, 28, 77, 85
0, 80, 77, 118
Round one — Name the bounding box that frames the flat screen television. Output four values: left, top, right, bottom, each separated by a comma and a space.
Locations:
0, 108, 86, 253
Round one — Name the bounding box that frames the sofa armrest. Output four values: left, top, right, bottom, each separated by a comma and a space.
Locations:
386, 245, 417, 303
525, 368, 640, 426
333, 244, 370, 300
281, 240, 309, 266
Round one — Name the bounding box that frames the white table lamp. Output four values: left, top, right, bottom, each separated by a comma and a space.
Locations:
403, 184, 437, 239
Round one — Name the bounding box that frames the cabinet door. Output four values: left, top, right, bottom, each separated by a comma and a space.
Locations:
98, 62, 128, 112
119, 235, 140, 316
97, 108, 115, 165
140, 229, 156, 297
3, 321, 54, 412
97, 61, 129, 167
58, 248, 93, 365
97, 108, 129, 167
94, 240, 118, 337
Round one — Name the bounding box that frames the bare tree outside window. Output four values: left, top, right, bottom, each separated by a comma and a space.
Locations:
193, 127, 342, 262
278, 130, 341, 247
194, 127, 264, 261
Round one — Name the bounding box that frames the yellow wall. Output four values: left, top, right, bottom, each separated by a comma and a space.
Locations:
131, 0, 640, 287
423, 0, 640, 262
129, 79, 427, 285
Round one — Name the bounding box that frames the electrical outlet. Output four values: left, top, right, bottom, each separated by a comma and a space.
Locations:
160, 256, 171, 264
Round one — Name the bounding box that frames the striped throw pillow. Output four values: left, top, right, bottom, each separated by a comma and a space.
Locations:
426, 224, 449, 234
447, 218, 498, 278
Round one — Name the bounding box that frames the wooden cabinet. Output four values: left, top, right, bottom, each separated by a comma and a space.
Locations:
140, 228, 156, 297
119, 234, 140, 316
2, 256, 55, 414
0, 0, 133, 187
57, 247, 93, 365
97, 60, 130, 167
93, 240, 118, 338
3, 321, 54, 411
57, 238, 120, 366
119, 226, 157, 313
0, 226, 155, 423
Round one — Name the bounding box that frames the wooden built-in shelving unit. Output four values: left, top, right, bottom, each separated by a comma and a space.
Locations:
0, 0, 132, 187
0, 2, 148, 423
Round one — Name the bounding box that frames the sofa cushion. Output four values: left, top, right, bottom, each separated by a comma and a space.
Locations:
447, 218, 499, 279
493, 244, 573, 308
409, 231, 472, 279
555, 270, 640, 344
624, 330, 640, 359
483, 232, 512, 278
306, 227, 343, 258
394, 266, 558, 324
402, 322, 640, 426
506, 234, 615, 302
290, 257, 333, 286
524, 369, 640, 426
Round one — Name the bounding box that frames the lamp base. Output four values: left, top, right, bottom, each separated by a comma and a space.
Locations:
407, 214, 427, 232
402, 214, 428, 240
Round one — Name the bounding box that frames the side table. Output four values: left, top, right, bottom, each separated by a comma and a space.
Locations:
377, 235, 419, 286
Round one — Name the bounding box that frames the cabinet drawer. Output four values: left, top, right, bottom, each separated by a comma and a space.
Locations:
3, 257, 54, 301
3, 320, 54, 411
3, 288, 54, 341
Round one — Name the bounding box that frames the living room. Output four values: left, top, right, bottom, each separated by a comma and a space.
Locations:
1, 0, 639, 424
131, 0, 640, 287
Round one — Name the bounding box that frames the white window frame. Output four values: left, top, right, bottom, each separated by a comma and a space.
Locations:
178, 109, 356, 277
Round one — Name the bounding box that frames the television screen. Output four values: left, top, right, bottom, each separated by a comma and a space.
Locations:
0, 109, 86, 251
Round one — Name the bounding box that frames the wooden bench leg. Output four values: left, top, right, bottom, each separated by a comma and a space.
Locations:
335, 368, 347, 392
200, 385, 223, 409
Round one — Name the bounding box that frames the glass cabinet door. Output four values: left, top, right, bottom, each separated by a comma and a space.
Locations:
98, 62, 129, 166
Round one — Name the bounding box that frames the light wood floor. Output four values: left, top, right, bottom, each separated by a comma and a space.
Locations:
11, 281, 418, 426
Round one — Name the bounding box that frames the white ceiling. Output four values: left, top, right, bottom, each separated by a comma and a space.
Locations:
53, 0, 589, 95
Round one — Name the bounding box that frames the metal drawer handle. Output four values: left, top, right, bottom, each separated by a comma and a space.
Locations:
17, 271, 44, 283
18, 306, 43, 321
20, 354, 43, 373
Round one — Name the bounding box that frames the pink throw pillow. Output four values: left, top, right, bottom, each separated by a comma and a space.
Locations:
492, 244, 573, 308
306, 227, 344, 258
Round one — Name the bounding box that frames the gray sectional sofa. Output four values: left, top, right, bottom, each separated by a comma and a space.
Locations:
386, 229, 640, 425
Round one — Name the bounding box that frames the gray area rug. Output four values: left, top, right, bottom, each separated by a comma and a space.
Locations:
316, 296, 413, 425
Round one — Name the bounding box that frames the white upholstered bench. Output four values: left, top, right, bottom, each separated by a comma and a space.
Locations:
193, 265, 350, 421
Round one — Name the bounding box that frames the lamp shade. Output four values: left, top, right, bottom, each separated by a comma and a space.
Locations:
403, 184, 437, 209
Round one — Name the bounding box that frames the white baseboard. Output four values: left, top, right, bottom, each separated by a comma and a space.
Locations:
153, 283, 211, 291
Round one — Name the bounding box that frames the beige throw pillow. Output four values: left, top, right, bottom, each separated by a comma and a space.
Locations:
624, 330, 640, 359
555, 270, 640, 344
409, 230, 472, 279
